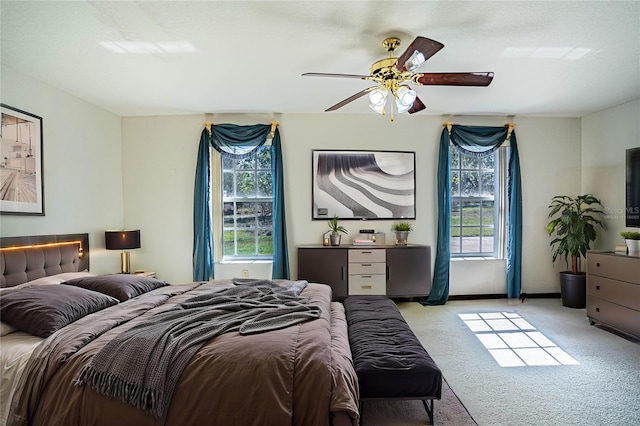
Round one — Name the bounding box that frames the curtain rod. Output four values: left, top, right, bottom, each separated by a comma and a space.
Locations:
441, 122, 516, 139
202, 121, 278, 137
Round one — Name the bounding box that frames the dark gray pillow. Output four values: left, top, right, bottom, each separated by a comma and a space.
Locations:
63, 274, 168, 302
0, 285, 118, 338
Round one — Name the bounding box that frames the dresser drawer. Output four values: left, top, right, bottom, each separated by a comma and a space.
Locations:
349, 262, 386, 275
587, 275, 640, 311
349, 249, 385, 263
348, 274, 386, 295
587, 253, 640, 284
587, 296, 640, 338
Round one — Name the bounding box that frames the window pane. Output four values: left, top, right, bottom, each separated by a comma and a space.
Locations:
236, 202, 256, 228
461, 234, 480, 252
257, 202, 272, 227
236, 156, 255, 170
481, 153, 494, 169
451, 171, 460, 196
450, 146, 460, 168
223, 202, 235, 226
481, 231, 494, 253
258, 229, 273, 255
223, 230, 235, 256
257, 171, 272, 197
482, 200, 494, 225
481, 172, 494, 197
236, 230, 256, 255
461, 171, 479, 196
236, 172, 256, 197
451, 200, 461, 226
256, 147, 271, 169
461, 201, 481, 226
450, 235, 461, 254
222, 155, 234, 170
223, 172, 234, 197
461, 153, 479, 169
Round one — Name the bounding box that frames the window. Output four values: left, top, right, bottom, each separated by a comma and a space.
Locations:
221, 146, 273, 260
450, 146, 507, 257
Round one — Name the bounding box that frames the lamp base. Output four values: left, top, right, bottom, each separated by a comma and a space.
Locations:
120, 251, 131, 274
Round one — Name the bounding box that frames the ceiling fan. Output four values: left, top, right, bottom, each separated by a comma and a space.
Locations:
302, 36, 494, 120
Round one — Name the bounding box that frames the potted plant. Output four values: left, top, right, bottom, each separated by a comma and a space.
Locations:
546, 194, 606, 308
391, 221, 413, 245
620, 231, 640, 254
327, 214, 348, 246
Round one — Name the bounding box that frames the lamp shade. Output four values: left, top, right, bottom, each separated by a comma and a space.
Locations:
105, 230, 141, 250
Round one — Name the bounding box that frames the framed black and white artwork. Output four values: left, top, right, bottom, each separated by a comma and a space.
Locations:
312, 150, 415, 220
0, 104, 44, 215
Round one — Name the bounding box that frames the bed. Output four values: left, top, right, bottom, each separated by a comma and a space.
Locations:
0, 233, 359, 426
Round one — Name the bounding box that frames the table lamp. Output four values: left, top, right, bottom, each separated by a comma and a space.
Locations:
105, 230, 141, 274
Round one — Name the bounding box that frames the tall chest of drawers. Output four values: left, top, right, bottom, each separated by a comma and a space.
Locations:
586, 251, 640, 339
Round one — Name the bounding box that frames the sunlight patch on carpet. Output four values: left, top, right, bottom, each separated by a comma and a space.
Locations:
459, 312, 579, 367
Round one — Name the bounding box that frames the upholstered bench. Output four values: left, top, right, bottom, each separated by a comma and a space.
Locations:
343, 296, 442, 425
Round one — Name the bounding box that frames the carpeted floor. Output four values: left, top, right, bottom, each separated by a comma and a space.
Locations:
361, 379, 477, 425
395, 298, 640, 426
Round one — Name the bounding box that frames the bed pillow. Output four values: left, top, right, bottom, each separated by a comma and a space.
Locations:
0, 271, 95, 295
63, 274, 168, 302
0, 321, 17, 336
0, 285, 118, 338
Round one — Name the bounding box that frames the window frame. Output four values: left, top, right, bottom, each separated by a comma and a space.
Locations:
450, 146, 501, 258
219, 145, 274, 262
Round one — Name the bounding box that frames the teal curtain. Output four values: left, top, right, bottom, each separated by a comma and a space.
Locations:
427, 125, 522, 304
192, 123, 290, 281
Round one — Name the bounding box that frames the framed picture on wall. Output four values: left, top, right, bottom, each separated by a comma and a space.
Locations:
0, 104, 44, 215
312, 150, 416, 220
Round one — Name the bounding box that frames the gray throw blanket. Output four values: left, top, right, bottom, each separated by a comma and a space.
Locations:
75, 279, 319, 418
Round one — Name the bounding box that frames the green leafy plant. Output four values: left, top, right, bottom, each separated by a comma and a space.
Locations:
620, 231, 640, 240
391, 221, 413, 232
327, 215, 348, 236
546, 194, 606, 274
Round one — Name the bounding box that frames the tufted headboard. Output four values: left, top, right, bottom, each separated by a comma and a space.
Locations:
0, 233, 90, 288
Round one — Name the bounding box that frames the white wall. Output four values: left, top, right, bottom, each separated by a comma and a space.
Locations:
581, 99, 640, 250
0, 65, 124, 274
121, 112, 582, 295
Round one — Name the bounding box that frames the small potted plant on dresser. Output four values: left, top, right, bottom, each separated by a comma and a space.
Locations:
546, 194, 606, 308
620, 231, 640, 254
391, 221, 413, 246
327, 215, 348, 246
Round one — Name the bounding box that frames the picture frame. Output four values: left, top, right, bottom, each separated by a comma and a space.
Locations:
312, 150, 415, 220
0, 104, 44, 215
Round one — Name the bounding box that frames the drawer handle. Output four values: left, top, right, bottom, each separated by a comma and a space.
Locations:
361, 285, 372, 289
362, 263, 372, 266
596, 285, 600, 290
361, 275, 372, 278
361, 251, 372, 254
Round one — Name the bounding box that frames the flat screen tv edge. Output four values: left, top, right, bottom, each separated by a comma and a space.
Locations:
626, 147, 640, 228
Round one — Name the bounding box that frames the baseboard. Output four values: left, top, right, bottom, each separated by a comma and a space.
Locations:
448, 292, 561, 301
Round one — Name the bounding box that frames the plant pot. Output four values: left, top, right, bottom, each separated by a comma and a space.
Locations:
559, 271, 586, 309
330, 234, 341, 246
625, 239, 640, 254
394, 231, 409, 246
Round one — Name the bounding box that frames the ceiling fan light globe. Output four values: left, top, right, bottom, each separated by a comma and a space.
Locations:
405, 50, 426, 72
396, 99, 413, 114
368, 88, 388, 106
395, 86, 417, 111
369, 102, 386, 114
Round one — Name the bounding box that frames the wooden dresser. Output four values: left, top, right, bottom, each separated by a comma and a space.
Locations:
297, 245, 431, 300
586, 251, 640, 339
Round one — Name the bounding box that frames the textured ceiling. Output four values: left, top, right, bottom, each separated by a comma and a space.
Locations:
1, 1, 639, 118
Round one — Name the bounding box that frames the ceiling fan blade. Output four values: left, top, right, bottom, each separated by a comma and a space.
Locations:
394, 37, 444, 73
408, 96, 426, 114
413, 72, 494, 86
326, 87, 377, 112
302, 72, 370, 80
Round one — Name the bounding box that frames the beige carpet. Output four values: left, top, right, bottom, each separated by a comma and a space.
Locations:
360, 379, 477, 425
